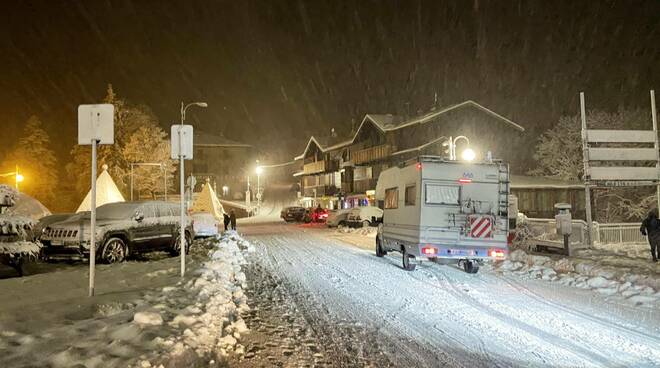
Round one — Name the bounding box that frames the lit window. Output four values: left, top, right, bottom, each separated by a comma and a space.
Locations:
385, 188, 398, 209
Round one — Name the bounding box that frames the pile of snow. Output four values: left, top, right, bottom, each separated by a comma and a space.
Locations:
0, 214, 41, 257
140, 231, 255, 366
0, 184, 17, 208
496, 249, 660, 307
4, 192, 51, 220
336, 225, 377, 238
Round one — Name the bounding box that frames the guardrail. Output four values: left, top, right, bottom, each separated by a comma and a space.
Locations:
522, 218, 646, 246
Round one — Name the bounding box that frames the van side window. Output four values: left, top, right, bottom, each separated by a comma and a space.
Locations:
405, 184, 416, 206
425, 184, 459, 205
384, 188, 398, 209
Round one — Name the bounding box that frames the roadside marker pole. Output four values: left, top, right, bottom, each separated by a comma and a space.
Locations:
89, 137, 97, 297
179, 126, 186, 278
580, 92, 593, 247
650, 90, 660, 213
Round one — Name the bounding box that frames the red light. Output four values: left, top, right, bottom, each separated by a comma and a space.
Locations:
489, 249, 505, 258
416, 163, 422, 170
458, 178, 472, 184
422, 247, 437, 255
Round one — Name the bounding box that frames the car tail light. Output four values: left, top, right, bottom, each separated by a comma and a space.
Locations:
422, 246, 437, 255
489, 249, 505, 258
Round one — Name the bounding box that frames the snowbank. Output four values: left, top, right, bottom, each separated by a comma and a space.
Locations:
495, 248, 660, 307
335, 225, 377, 238
139, 231, 255, 366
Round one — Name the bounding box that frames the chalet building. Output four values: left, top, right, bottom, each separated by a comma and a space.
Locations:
182, 131, 254, 200
294, 100, 526, 209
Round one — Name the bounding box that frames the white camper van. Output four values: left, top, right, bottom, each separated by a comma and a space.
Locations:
374, 156, 509, 273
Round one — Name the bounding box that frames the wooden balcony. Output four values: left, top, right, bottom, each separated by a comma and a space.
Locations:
303, 185, 339, 197
353, 178, 377, 193
352, 144, 392, 165
303, 161, 325, 175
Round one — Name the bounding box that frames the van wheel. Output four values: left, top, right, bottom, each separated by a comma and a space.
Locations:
101, 238, 126, 264
402, 248, 416, 271
463, 260, 480, 274
376, 238, 386, 257
362, 220, 370, 228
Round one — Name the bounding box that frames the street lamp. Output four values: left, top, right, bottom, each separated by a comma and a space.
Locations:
179, 101, 207, 278
255, 163, 263, 212
461, 148, 476, 161
0, 165, 24, 192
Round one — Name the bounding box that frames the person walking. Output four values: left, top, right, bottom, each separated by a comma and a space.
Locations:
640, 208, 660, 262
223, 213, 230, 231
230, 210, 237, 231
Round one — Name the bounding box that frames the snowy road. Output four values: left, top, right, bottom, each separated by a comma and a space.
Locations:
240, 222, 660, 368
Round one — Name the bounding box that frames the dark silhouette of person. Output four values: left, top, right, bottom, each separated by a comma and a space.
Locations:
230, 210, 237, 231
640, 208, 660, 262
223, 213, 230, 231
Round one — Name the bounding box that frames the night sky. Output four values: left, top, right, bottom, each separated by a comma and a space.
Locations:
1, 0, 659, 165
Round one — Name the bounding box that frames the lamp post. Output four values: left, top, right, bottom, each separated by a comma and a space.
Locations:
0, 166, 25, 192
179, 101, 207, 277
255, 163, 263, 212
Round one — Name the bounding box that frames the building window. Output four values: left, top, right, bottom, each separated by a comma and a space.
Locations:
425, 184, 459, 205
405, 184, 416, 206
385, 187, 398, 209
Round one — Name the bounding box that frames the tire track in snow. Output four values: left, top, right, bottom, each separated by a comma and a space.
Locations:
423, 264, 649, 368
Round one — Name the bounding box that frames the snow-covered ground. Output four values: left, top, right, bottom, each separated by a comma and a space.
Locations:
0, 232, 254, 368
241, 222, 660, 367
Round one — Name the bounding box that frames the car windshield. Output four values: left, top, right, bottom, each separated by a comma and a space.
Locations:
96, 203, 140, 220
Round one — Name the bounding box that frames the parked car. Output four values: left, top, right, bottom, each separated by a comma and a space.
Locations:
281, 206, 306, 222
34, 213, 79, 239
326, 209, 351, 227
192, 212, 219, 238
304, 207, 329, 223
41, 201, 194, 263
346, 206, 383, 228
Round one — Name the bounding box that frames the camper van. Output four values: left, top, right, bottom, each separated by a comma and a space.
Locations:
374, 156, 509, 273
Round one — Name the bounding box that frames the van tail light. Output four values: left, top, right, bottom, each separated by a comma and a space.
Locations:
422, 246, 437, 255
458, 178, 472, 184
489, 249, 505, 259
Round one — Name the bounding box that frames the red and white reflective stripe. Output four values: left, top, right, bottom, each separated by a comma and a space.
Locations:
470, 216, 493, 238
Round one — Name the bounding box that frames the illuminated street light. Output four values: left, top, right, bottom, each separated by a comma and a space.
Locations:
461, 148, 476, 161
15, 174, 24, 183
255, 166, 264, 175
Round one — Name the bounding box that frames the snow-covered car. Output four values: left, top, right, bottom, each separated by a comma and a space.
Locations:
192, 212, 219, 238
346, 206, 383, 228
41, 201, 194, 263
34, 213, 79, 239
303, 207, 328, 223
326, 209, 351, 227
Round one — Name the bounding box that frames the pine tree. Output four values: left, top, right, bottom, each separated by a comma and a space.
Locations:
1, 116, 58, 206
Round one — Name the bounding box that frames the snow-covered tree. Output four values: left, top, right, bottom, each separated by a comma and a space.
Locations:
66, 84, 171, 202
530, 109, 655, 221
0, 116, 58, 206
122, 125, 175, 199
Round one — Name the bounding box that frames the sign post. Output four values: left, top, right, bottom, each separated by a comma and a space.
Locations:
171, 124, 193, 277
580, 90, 660, 247
78, 104, 114, 297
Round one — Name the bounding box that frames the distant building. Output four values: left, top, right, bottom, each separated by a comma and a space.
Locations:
293, 100, 525, 209
182, 131, 254, 200
510, 175, 586, 220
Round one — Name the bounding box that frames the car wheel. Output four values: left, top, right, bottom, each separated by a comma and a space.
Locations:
101, 237, 126, 264
376, 237, 386, 257
170, 232, 191, 256
338, 220, 346, 227
362, 220, 370, 228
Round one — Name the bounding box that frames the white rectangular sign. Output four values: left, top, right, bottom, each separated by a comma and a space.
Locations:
590, 166, 659, 181
586, 130, 656, 143
78, 104, 114, 145
171, 125, 194, 159
588, 148, 658, 161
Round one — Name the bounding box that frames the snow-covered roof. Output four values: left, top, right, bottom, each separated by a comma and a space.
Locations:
193, 131, 251, 147
76, 166, 126, 213
510, 175, 584, 189
294, 100, 524, 160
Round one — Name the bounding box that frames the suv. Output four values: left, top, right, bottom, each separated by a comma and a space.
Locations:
346, 206, 383, 227
281, 206, 306, 222
41, 201, 194, 263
